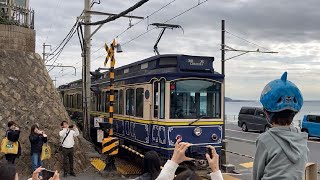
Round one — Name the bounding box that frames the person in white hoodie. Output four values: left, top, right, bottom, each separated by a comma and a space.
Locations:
59, 121, 79, 178
156, 139, 223, 180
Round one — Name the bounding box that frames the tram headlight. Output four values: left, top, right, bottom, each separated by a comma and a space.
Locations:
193, 127, 202, 136
211, 133, 218, 141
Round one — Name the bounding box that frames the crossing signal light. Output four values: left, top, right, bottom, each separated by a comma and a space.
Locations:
90, 69, 103, 80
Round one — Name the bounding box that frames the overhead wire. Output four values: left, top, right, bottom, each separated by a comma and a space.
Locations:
49, 3, 105, 75
89, 0, 209, 68
57, 0, 208, 80
122, 0, 209, 46
225, 30, 272, 52
90, 0, 179, 57
46, 22, 78, 63
47, 30, 77, 72
45, 10, 85, 64
43, 0, 62, 44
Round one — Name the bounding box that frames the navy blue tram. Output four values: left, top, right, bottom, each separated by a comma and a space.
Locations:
58, 54, 225, 166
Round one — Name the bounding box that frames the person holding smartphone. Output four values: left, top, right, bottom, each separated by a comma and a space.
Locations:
29, 124, 48, 177
4, 121, 21, 164
30, 167, 60, 180
59, 121, 79, 177
156, 139, 223, 180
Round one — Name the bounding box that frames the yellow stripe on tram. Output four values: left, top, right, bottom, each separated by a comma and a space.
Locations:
66, 108, 224, 126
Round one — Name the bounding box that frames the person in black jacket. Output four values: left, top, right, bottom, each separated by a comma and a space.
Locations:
134, 151, 161, 180
29, 124, 48, 174
5, 121, 21, 164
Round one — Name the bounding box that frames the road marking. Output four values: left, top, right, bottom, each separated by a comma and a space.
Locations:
225, 136, 256, 144
239, 162, 254, 168
226, 128, 261, 135
222, 174, 241, 180
226, 129, 320, 144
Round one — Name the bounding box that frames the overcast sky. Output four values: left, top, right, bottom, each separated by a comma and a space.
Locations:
30, 0, 320, 100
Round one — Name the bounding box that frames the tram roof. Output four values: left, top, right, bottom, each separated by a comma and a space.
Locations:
58, 54, 224, 90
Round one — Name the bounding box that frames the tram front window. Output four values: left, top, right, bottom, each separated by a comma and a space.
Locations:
170, 80, 221, 119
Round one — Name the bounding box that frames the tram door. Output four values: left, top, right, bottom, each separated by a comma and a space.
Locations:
151, 81, 159, 146
151, 79, 166, 146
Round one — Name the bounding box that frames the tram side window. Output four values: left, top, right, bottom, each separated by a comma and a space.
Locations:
77, 94, 82, 109
126, 89, 135, 116
65, 95, 68, 107
154, 82, 158, 118
119, 90, 124, 114
114, 90, 119, 114
70, 95, 73, 108
105, 91, 110, 113
75, 94, 78, 108
160, 79, 165, 119
91, 92, 95, 111
136, 88, 144, 117
96, 92, 101, 111
64, 94, 67, 107
68, 95, 71, 108
101, 92, 105, 112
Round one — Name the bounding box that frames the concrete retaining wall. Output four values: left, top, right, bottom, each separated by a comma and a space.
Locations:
0, 24, 35, 53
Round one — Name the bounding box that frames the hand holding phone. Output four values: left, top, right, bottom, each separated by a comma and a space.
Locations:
42, 169, 55, 180
205, 145, 219, 173
206, 147, 213, 159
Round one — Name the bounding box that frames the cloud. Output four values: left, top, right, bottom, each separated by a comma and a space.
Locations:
29, 0, 320, 100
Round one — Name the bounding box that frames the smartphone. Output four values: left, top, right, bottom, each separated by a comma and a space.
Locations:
187, 146, 212, 159
42, 169, 55, 180
206, 147, 213, 159
69, 125, 74, 129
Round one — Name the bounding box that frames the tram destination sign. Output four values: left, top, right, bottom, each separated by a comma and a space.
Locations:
179, 56, 214, 72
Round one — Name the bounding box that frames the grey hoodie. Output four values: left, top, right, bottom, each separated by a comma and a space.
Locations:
253, 125, 309, 180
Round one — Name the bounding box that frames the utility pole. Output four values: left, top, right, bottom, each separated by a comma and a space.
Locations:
220, 19, 277, 169
52, 77, 57, 88
42, 43, 51, 61
83, 0, 92, 140
80, 1, 144, 142
221, 20, 227, 165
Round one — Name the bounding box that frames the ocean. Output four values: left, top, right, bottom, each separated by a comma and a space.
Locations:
225, 101, 320, 127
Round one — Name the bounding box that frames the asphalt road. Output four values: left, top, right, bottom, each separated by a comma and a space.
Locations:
225, 123, 320, 180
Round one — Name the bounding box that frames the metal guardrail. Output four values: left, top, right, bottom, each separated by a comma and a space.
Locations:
0, 3, 34, 29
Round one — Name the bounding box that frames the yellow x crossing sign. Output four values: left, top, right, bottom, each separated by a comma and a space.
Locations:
104, 39, 116, 67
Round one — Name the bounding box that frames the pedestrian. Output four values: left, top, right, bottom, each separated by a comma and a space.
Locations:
59, 121, 79, 177
253, 72, 309, 180
29, 124, 48, 177
156, 139, 223, 180
0, 163, 18, 180
3, 121, 21, 164
134, 151, 161, 180
0, 163, 59, 180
